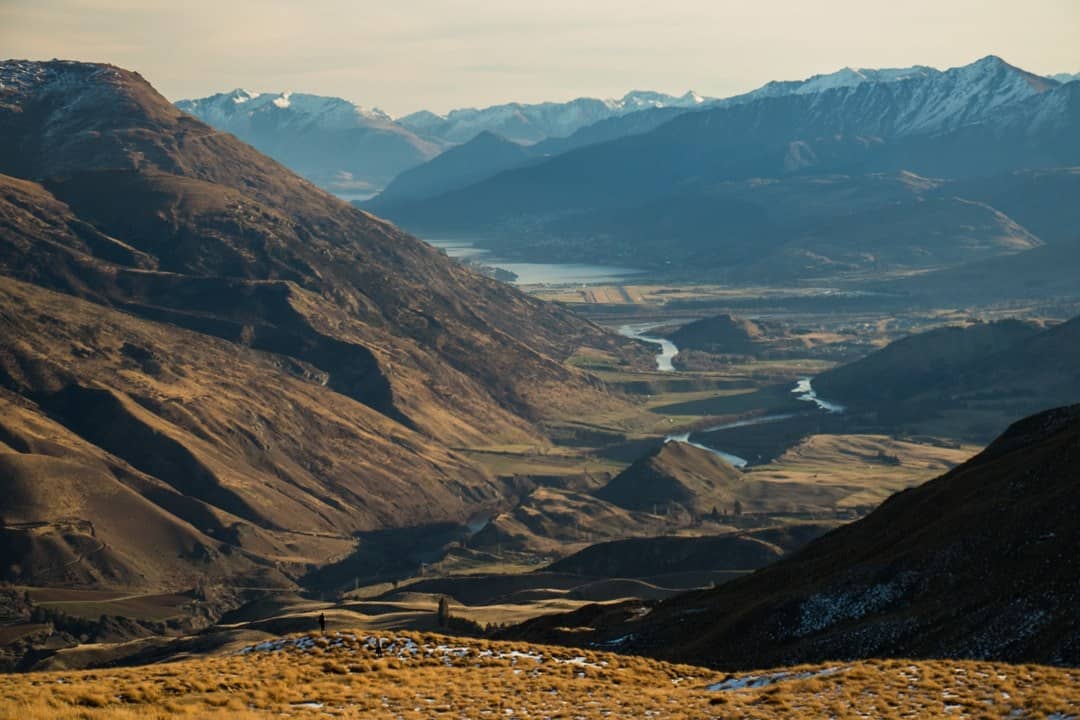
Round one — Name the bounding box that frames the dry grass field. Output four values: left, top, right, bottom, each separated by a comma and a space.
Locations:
746, 433, 980, 508
0, 631, 1075, 719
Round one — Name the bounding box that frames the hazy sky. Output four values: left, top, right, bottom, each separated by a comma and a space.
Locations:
2, 0, 1079, 116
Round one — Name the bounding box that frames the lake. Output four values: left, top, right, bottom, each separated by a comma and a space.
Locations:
425, 238, 643, 286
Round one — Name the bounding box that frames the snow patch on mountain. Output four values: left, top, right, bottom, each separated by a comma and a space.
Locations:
174, 87, 444, 193
176, 89, 394, 134
721, 55, 1063, 140
739, 64, 937, 102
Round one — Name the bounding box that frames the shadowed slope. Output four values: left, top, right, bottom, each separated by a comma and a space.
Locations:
513, 404, 1080, 668
813, 317, 1080, 433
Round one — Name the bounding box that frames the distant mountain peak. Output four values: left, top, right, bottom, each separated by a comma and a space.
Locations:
967, 54, 1016, 72
174, 88, 441, 192
750, 63, 935, 98
397, 89, 713, 144
225, 88, 260, 103
957, 54, 1017, 76
177, 89, 392, 126
469, 129, 516, 143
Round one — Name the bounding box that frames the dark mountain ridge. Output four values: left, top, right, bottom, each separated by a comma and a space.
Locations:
370, 131, 539, 207
814, 316, 1080, 433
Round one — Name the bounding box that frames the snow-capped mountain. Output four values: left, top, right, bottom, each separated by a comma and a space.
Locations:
176, 90, 445, 197
1050, 72, 1080, 84
397, 90, 709, 145
177, 89, 394, 132
376, 55, 1079, 274
728, 65, 937, 103
717, 55, 1061, 140
177, 56, 1066, 200
714, 56, 1057, 137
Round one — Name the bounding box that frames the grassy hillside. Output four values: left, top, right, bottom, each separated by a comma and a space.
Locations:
0, 631, 1074, 718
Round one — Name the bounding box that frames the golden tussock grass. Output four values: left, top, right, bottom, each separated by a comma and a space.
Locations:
0, 631, 1075, 719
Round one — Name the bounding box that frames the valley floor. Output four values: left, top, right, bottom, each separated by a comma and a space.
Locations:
4, 277, 1077, 680
1, 631, 1075, 719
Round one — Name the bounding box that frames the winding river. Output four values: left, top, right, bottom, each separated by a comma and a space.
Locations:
616, 320, 845, 467
617, 323, 679, 372
792, 377, 845, 413
664, 377, 844, 467
664, 432, 750, 468
663, 380, 842, 468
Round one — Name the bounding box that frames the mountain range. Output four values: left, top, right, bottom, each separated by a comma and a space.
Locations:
367, 62, 945, 210
396, 90, 709, 145
2, 51, 1079, 686
175, 88, 709, 197
175, 59, 1080, 286
372, 56, 1080, 286
0, 59, 642, 591
178, 59, 1047, 204
174, 89, 446, 198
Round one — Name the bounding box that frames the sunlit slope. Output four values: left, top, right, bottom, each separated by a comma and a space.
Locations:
0, 631, 1074, 719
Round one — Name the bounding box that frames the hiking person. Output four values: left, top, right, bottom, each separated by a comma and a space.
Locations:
318, 612, 326, 634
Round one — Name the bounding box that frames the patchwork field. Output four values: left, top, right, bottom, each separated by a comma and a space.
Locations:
1, 632, 1075, 719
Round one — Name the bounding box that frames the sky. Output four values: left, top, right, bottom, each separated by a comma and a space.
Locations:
2, 0, 1079, 117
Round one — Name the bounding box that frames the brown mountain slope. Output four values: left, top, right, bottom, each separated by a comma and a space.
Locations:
466, 486, 658, 556
0, 277, 501, 588
0, 61, 640, 445
514, 404, 1080, 668
0, 59, 643, 590
0, 392, 269, 590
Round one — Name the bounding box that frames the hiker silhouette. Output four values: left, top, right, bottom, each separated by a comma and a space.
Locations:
318, 612, 326, 634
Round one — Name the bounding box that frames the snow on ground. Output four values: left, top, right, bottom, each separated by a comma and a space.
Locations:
591, 633, 637, 648
707, 665, 849, 691
237, 633, 607, 670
